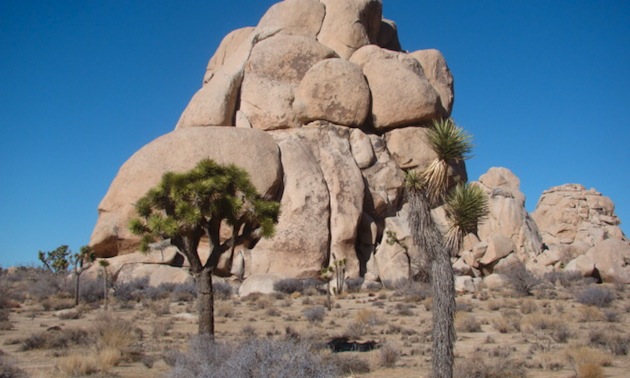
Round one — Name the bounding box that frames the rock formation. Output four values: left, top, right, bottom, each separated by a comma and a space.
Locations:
89, 0, 627, 288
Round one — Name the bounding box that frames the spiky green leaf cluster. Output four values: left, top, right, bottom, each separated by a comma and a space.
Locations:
426, 118, 473, 162
128, 158, 280, 257
444, 183, 489, 251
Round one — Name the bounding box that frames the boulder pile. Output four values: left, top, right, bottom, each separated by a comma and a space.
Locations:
89, 0, 628, 290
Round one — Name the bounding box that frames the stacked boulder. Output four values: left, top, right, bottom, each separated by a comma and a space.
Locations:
90, 0, 457, 286
89, 0, 628, 289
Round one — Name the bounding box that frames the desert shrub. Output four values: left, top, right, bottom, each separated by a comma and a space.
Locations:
345, 321, 370, 339
216, 302, 235, 318
497, 261, 541, 296
345, 277, 364, 293
519, 299, 539, 314
521, 313, 571, 343
166, 335, 338, 378
20, 327, 90, 351
152, 319, 174, 338
602, 309, 619, 323
577, 306, 605, 322
456, 299, 473, 312
378, 343, 400, 368
41, 296, 75, 311
274, 278, 304, 294
589, 329, 630, 356
57, 308, 83, 320
148, 298, 171, 316
213, 281, 233, 300
565, 346, 612, 377
303, 306, 326, 324
454, 352, 526, 378
395, 303, 414, 316
391, 279, 431, 302
543, 270, 587, 287
79, 278, 105, 304
355, 309, 383, 327
576, 286, 614, 307
0, 350, 26, 378
456, 313, 482, 332
172, 281, 196, 302
93, 312, 142, 355
327, 354, 370, 374
25, 268, 67, 300
113, 277, 150, 302
144, 283, 175, 301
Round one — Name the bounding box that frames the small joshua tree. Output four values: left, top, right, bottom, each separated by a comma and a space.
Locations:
38, 245, 71, 273
98, 259, 110, 310
129, 159, 280, 337
71, 246, 95, 306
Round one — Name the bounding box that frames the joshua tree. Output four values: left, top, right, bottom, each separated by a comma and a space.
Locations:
443, 182, 489, 253
129, 159, 280, 337
38, 245, 71, 273
71, 246, 95, 306
98, 259, 110, 310
406, 118, 482, 378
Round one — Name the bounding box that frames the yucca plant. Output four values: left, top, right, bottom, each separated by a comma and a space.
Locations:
420, 118, 473, 205
443, 183, 489, 253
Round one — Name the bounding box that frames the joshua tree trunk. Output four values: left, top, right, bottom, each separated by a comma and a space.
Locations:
74, 272, 80, 307
431, 247, 456, 378
195, 267, 215, 338
407, 188, 455, 378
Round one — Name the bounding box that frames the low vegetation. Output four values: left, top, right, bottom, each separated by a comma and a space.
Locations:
0, 263, 628, 377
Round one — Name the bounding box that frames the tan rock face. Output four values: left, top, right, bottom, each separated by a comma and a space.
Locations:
90, 127, 282, 257
294, 58, 370, 127
240, 34, 337, 130
409, 49, 454, 116
584, 239, 630, 283
257, 0, 325, 37
361, 50, 440, 129
317, 0, 382, 59
250, 133, 331, 278
203, 27, 255, 85
476, 167, 542, 263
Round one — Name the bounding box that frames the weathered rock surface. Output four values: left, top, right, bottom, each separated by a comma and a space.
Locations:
293, 58, 370, 126
240, 34, 337, 130
317, 0, 382, 59
410, 49, 454, 116
257, 0, 326, 37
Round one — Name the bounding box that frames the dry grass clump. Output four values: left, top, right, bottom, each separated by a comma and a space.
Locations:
152, 319, 174, 338
575, 286, 615, 307
303, 306, 326, 324
41, 296, 75, 311
455, 313, 482, 333
576, 305, 605, 322
588, 328, 630, 356
327, 354, 370, 375
492, 309, 521, 333
377, 342, 400, 368
519, 299, 539, 314
55, 352, 100, 376
454, 351, 526, 378
20, 327, 90, 351
216, 302, 235, 318
565, 346, 612, 378
521, 313, 571, 343
93, 312, 143, 363
0, 349, 25, 378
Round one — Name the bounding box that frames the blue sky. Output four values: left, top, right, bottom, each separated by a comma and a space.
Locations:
1, 1, 628, 267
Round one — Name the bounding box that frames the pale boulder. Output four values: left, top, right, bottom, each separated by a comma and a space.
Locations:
585, 239, 630, 283
257, 0, 325, 37
177, 28, 269, 128
294, 58, 370, 127
317, 0, 382, 59
349, 128, 376, 169
565, 254, 595, 277
285, 126, 365, 277
203, 27, 255, 85
477, 167, 542, 262
483, 273, 506, 290
90, 127, 282, 257
116, 264, 193, 287
479, 234, 515, 266
374, 216, 412, 285
250, 133, 330, 278
240, 34, 337, 130
455, 276, 476, 294
410, 49, 454, 116
361, 52, 440, 129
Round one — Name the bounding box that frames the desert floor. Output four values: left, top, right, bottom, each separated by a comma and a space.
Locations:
1, 272, 629, 377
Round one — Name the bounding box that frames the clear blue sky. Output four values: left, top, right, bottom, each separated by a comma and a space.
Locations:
1, 1, 628, 267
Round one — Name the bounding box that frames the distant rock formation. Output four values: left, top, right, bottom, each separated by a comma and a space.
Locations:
89, 0, 627, 289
